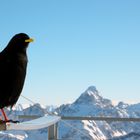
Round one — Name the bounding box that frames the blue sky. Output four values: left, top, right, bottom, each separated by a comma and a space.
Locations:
0, 0, 140, 105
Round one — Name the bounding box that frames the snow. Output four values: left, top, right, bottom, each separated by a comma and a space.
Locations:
1, 85, 140, 140
57, 86, 140, 140
7, 115, 61, 130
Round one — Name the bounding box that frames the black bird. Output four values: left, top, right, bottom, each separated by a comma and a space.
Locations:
0, 33, 33, 121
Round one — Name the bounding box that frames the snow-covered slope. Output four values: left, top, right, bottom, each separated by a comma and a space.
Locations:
0, 86, 140, 140
57, 86, 140, 140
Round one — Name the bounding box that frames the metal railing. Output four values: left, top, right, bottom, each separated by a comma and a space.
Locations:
61, 116, 140, 122
17, 115, 140, 140
18, 115, 59, 140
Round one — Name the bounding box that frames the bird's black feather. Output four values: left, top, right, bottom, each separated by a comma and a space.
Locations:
0, 33, 31, 108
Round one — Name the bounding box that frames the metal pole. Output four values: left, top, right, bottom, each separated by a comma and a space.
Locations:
61, 116, 140, 122
48, 123, 58, 140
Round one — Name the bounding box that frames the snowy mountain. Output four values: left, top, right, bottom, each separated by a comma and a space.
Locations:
0, 86, 140, 140
57, 86, 140, 140
58, 86, 115, 117
112, 132, 140, 140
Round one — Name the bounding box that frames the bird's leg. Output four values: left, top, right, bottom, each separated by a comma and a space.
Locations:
1, 108, 8, 122
0, 109, 19, 123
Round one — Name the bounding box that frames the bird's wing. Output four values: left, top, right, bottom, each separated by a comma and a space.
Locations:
0, 53, 15, 108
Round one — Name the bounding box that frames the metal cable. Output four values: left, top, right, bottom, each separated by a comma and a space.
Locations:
21, 95, 52, 115
60, 120, 93, 140
20, 94, 93, 139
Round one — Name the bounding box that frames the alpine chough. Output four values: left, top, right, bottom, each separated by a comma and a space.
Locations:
0, 33, 33, 121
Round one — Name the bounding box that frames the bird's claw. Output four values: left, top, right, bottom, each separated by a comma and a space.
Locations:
0, 119, 19, 123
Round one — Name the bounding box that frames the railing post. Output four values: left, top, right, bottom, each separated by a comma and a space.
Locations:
48, 123, 58, 140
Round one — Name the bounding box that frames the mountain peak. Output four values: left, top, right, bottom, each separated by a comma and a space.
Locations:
74, 86, 102, 105
87, 86, 97, 91
85, 86, 99, 96
72, 86, 113, 109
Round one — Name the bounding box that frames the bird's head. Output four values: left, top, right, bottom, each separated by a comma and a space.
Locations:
6, 33, 34, 53
12, 33, 33, 47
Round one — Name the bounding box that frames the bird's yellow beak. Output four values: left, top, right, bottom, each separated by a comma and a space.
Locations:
25, 38, 34, 43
